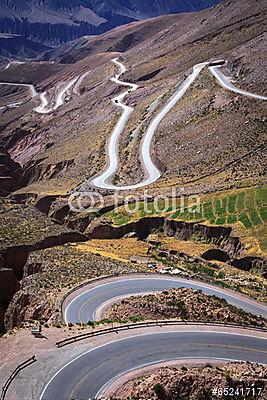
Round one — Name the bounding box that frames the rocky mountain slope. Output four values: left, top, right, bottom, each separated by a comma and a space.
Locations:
1, 0, 265, 197
113, 363, 267, 400
0, 33, 51, 61
0, 0, 220, 56
0, 0, 266, 333
105, 287, 266, 326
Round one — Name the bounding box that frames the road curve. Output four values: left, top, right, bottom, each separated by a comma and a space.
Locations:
63, 275, 267, 324
0, 61, 80, 114
0, 80, 38, 98
73, 71, 90, 95
209, 65, 267, 101
91, 59, 209, 190
91, 59, 267, 191
34, 76, 79, 114
3, 60, 25, 71
40, 330, 267, 399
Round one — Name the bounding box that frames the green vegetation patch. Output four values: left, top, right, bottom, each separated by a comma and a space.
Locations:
203, 202, 214, 220
227, 214, 237, 224
238, 212, 252, 229
214, 197, 227, 216
103, 185, 267, 251
237, 192, 245, 211
228, 194, 237, 214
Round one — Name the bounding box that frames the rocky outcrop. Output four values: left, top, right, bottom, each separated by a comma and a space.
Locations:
0, 268, 20, 332
87, 217, 164, 240
201, 249, 230, 262
0, 144, 22, 196
35, 195, 58, 215
222, 236, 243, 259
8, 192, 37, 204
50, 204, 70, 224
4, 290, 52, 330
163, 220, 231, 242
88, 217, 233, 244
0, 269, 20, 307
232, 256, 264, 271
23, 158, 74, 185
1, 231, 88, 279
0, 230, 88, 333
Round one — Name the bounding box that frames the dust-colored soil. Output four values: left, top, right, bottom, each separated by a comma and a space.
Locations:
113, 363, 267, 400
75, 238, 150, 262
105, 287, 266, 327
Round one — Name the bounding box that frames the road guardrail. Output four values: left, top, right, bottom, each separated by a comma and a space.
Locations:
0, 356, 37, 400
56, 320, 267, 348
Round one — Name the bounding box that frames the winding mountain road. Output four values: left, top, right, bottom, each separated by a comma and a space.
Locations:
34, 76, 79, 114
92, 58, 139, 189
0, 61, 79, 114
0, 80, 38, 98
3, 60, 25, 71
38, 274, 267, 399
40, 330, 267, 399
63, 275, 267, 324
91, 59, 267, 191
209, 65, 267, 101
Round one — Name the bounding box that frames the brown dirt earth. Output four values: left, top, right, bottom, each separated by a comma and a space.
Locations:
104, 288, 266, 327
112, 362, 267, 400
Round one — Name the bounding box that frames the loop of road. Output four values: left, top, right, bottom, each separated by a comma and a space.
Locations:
40, 329, 267, 399
38, 274, 264, 399
63, 274, 267, 323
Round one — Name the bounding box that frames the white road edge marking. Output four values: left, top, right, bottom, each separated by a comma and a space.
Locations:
39, 330, 267, 400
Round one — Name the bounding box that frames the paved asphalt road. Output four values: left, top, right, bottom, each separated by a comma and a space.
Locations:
91, 58, 208, 190
209, 65, 267, 101
40, 331, 267, 399
64, 276, 267, 323
91, 59, 267, 191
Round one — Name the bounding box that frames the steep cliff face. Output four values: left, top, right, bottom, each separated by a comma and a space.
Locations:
0, 144, 22, 196
0, 201, 89, 332
0, 0, 220, 52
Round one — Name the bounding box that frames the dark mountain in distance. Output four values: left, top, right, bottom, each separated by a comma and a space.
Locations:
0, 33, 51, 60
0, 0, 221, 54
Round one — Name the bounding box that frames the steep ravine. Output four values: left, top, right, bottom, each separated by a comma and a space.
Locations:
1, 207, 264, 333
87, 217, 242, 258
87, 216, 265, 272
0, 229, 88, 333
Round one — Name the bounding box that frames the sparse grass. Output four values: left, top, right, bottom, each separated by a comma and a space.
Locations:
75, 238, 150, 262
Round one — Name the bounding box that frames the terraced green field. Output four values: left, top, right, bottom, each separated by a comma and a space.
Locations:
104, 185, 267, 250
107, 185, 265, 224
181, 185, 267, 229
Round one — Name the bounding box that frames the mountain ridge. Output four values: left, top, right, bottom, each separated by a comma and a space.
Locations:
0, 0, 220, 51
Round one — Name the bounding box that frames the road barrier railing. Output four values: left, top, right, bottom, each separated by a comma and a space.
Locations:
0, 356, 37, 400
56, 320, 267, 348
